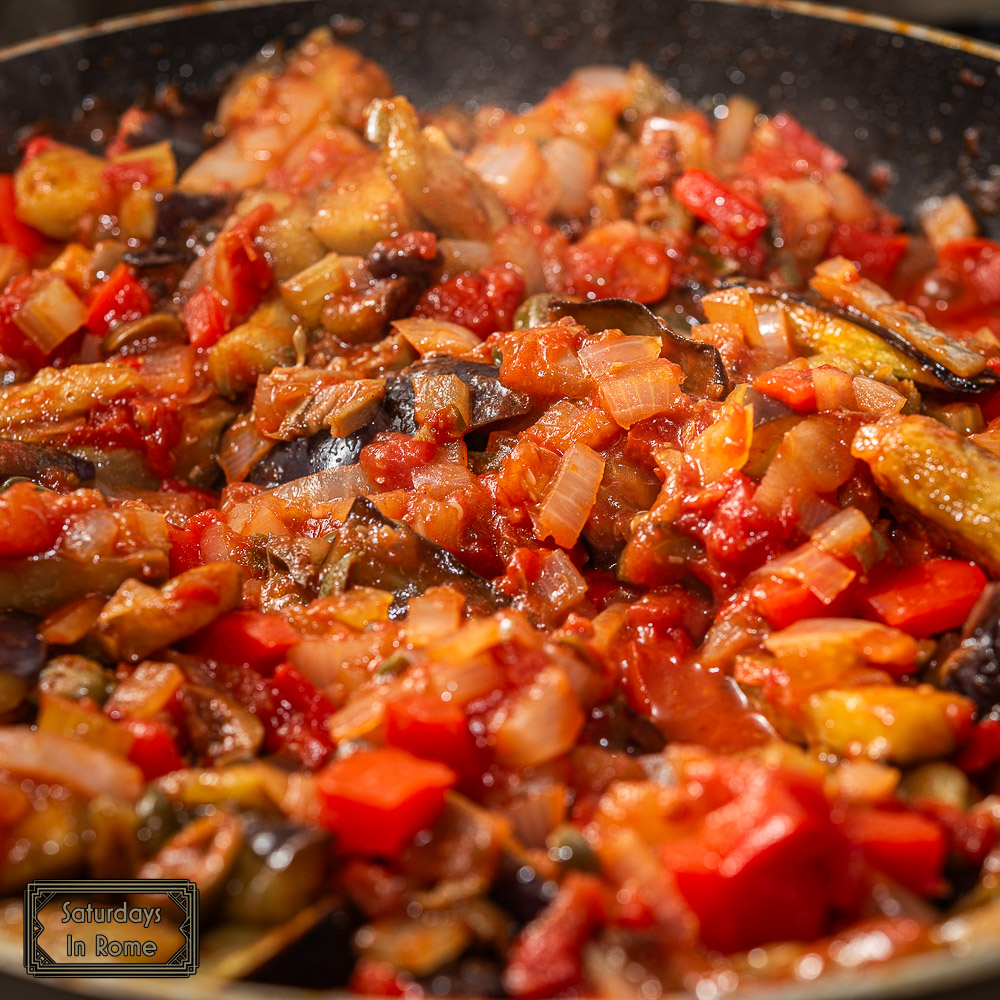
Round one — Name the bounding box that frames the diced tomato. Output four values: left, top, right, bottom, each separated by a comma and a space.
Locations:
183, 286, 230, 349
166, 510, 225, 575
414, 263, 525, 337
827, 222, 909, 286
0, 272, 47, 368
702, 474, 791, 577
0, 175, 47, 258
20, 136, 59, 162
914, 799, 996, 866
265, 662, 336, 770
938, 238, 1000, 308
858, 559, 988, 638
665, 765, 844, 954
349, 959, 408, 997
769, 113, 847, 176
212, 203, 274, 317
84, 263, 152, 337
0, 480, 64, 558
315, 747, 457, 857
66, 399, 181, 478
673, 169, 768, 244
190, 610, 300, 672
101, 159, 156, 191
839, 806, 947, 896
359, 432, 437, 490
504, 873, 606, 998
753, 366, 816, 413
385, 692, 476, 774
560, 226, 673, 303
955, 717, 1000, 775
122, 718, 185, 780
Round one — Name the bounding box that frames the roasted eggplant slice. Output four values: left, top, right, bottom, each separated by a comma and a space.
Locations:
942, 584, 1000, 717
547, 297, 728, 399
852, 415, 1000, 574
0, 439, 94, 489
323, 496, 507, 617
722, 279, 999, 394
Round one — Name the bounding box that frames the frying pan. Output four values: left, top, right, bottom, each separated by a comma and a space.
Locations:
0, 1, 999, 998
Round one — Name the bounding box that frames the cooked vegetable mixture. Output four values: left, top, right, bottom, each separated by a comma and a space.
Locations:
3, 27, 1000, 996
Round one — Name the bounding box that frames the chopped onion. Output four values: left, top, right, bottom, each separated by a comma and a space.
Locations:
534, 549, 588, 616
536, 442, 606, 549
470, 140, 559, 218
811, 507, 872, 558
492, 665, 584, 767
701, 287, 761, 346
272, 465, 370, 507
540, 137, 599, 217
757, 542, 855, 604
795, 492, 840, 534
755, 304, 794, 360
0, 726, 143, 801
570, 65, 630, 99
852, 376, 906, 416
578, 334, 662, 379
411, 462, 478, 500
426, 653, 503, 706
437, 239, 494, 274
62, 509, 119, 561
429, 615, 504, 664
812, 364, 856, 412
505, 783, 568, 848
918, 193, 978, 252
406, 586, 465, 646
412, 372, 472, 429
597, 358, 680, 429
493, 224, 546, 295
823, 171, 875, 225
13, 275, 86, 353
754, 416, 855, 516
327, 689, 388, 743
715, 94, 759, 161
218, 413, 274, 484
139, 345, 196, 397
0, 245, 29, 288
688, 401, 753, 484
393, 316, 482, 357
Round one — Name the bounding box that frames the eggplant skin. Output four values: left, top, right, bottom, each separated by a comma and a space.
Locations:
852, 415, 1000, 576
943, 584, 1000, 717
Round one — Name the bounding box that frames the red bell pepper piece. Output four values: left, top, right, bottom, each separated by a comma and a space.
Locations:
673, 169, 768, 244
0, 271, 47, 368
839, 806, 947, 896
359, 432, 438, 490
0, 175, 47, 258
190, 610, 300, 671
213, 203, 274, 317
753, 366, 816, 413
858, 558, 988, 637
85, 263, 152, 337
955, 717, 1000, 775
122, 718, 185, 780
385, 692, 476, 773
166, 509, 225, 575
315, 747, 456, 857
664, 768, 841, 953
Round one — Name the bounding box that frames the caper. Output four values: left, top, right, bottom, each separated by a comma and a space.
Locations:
546, 824, 600, 873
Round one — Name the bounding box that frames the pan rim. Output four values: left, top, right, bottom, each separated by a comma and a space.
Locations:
0, 0, 998, 67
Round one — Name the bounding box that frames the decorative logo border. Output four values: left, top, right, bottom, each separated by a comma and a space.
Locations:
23, 879, 199, 978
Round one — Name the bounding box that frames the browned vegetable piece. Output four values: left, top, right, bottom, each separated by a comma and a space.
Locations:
95, 561, 242, 662
180, 684, 265, 764
0, 612, 45, 714
942, 583, 1000, 717
138, 811, 243, 912
852, 415, 1000, 575
0, 551, 170, 615
0, 439, 94, 489
324, 496, 507, 617
547, 297, 728, 399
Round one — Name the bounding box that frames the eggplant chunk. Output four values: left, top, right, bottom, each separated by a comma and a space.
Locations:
852, 415, 1000, 574
0, 439, 94, 489
942, 584, 1000, 716
325, 496, 507, 617
249, 359, 530, 487
547, 297, 728, 399
725, 279, 998, 394
0, 612, 45, 714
